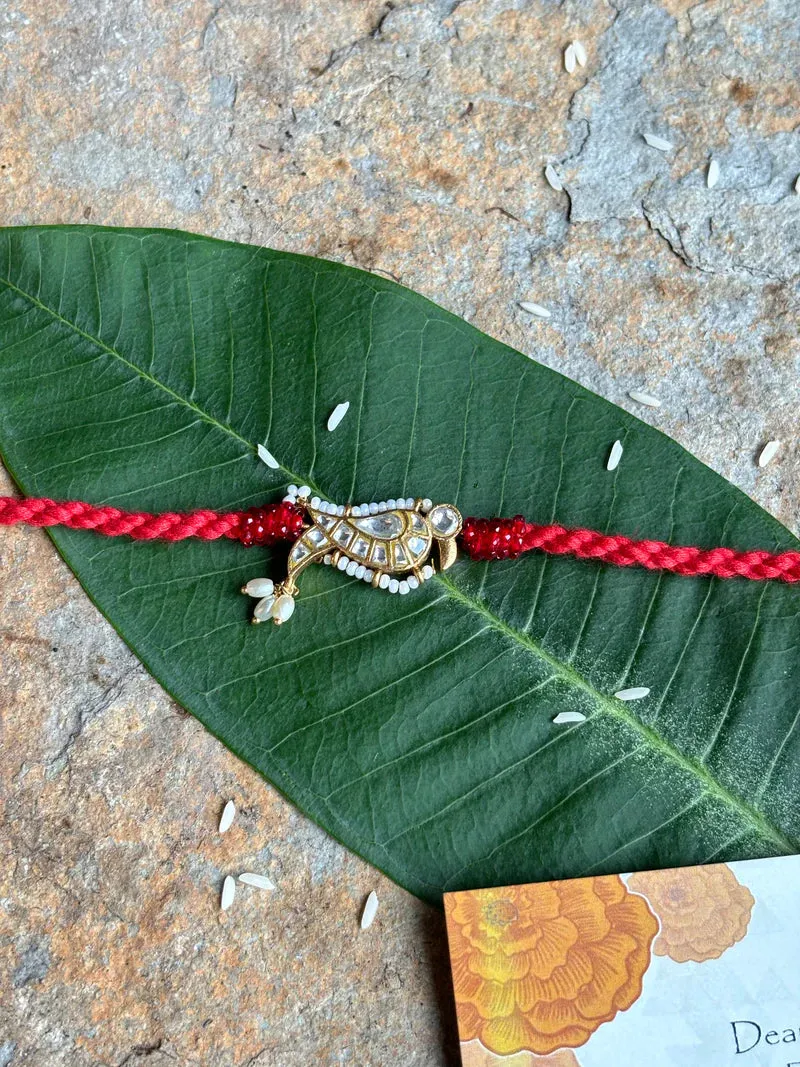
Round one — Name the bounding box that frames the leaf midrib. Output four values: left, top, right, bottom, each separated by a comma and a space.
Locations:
2, 269, 795, 858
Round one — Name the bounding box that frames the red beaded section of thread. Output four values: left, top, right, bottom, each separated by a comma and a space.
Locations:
0, 496, 305, 545
459, 515, 800, 584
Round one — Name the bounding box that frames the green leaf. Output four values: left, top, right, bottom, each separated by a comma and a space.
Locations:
1, 226, 798, 903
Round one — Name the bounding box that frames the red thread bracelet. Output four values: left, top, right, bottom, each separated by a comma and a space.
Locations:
2, 495, 799, 584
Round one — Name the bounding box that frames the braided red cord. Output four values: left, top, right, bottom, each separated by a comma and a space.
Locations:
3, 496, 799, 583
0, 497, 305, 545
459, 515, 800, 584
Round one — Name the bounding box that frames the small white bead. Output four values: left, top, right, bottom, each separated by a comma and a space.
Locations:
288, 484, 298, 495
325, 502, 336, 514
422, 565, 434, 579
369, 503, 379, 515
404, 497, 415, 508
253, 595, 275, 621
377, 501, 387, 512
298, 485, 311, 498
389, 578, 400, 594
346, 560, 358, 576
407, 575, 419, 590
310, 496, 321, 509
323, 554, 332, 565
337, 556, 349, 571
361, 504, 371, 514
271, 594, 295, 623
351, 505, 361, 517
387, 498, 397, 509
244, 578, 274, 598
355, 564, 366, 579
422, 498, 432, 511
336, 504, 345, 516
283, 494, 297, 504
379, 573, 390, 589
362, 569, 373, 582
398, 581, 410, 595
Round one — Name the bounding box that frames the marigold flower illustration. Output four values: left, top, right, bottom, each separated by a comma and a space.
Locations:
445, 876, 658, 1057
627, 863, 754, 963
459, 1038, 580, 1067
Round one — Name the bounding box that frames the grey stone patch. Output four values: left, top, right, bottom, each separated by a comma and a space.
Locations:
12, 938, 50, 988
0, 1043, 15, 1067
209, 74, 237, 109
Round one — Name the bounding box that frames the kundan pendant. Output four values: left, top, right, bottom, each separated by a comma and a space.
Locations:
242, 486, 463, 625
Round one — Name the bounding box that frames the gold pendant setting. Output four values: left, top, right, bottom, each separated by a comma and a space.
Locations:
242, 488, 462, 625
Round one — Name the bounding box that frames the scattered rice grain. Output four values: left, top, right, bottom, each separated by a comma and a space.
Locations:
553, 711, 586, 724
706, 158, 720, 188
520, 301, 551, 319
758, 440, 780, 468
544, 164, 563, 191
238, 872, 276, 891
607, 440, 623, 471
220, 875, 236, 911
327, 401, 350, 432
257, 443, 280, 469
564, 43, 576, 73
615, 687, 651, 701
643, 132, 673, 152
361, 890, 379, 930
572, 40, 587, 66
628, 390, 661, 409
219, 800, 236, 833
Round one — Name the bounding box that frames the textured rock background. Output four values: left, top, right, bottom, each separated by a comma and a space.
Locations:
0, 0, 798, 1064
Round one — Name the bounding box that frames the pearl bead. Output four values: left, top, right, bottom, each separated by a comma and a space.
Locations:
351, 505, 361, 517
422, 498, 432, 511
407, 575, 419, 590
422, 565, 434, 579
361, 504, 370, 515
369, 503, 379, 515
270, 594, 295, 623
398, 581, 410, 594
323, 554, 332, 565
298, 485, 311, 498
282, 494, 297, 504
310, 496, 321, 509
244, 578, 274, 598
288, 484, 298, 495
362, 569, 373, 582
346, 560, 358, 576
336, 504, 345, 516
387, 498, 397, 509
253, 595, 275, 621
388, 578, 399, 594
379, 573, 390, 589
377, 501, 387, 512
355, 565, 365, 579
337, 556, 349, 571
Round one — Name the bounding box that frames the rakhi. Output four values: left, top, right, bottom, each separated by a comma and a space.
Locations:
3, 487, 800, 625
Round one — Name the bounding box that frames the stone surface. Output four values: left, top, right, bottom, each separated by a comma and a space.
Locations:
0, 0, 798, 1064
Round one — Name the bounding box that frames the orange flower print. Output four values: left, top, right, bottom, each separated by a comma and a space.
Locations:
445, 875, 658, 1057
627, 863, 754, 963
460, 1038, 580, 1067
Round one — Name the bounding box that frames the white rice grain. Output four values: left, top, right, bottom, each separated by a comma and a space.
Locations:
544, 164, 563, 192
572, 40, 587, 67
238, 872, 276, 891
361, 890, 379, 930
553, 711, 586, 724
615, 687, 651, 701
327, 401, 350, 432
257, 443, 280, 469
628, 390, 661, 409
607, 440, 623, 471
707, 158, 720, 188
219, 800, 236, 833
758, 440, 780, 468
643, 132, 673, 152
220, 875, 236, 911
520, 301, 551, 319
564, 43, 576, 73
